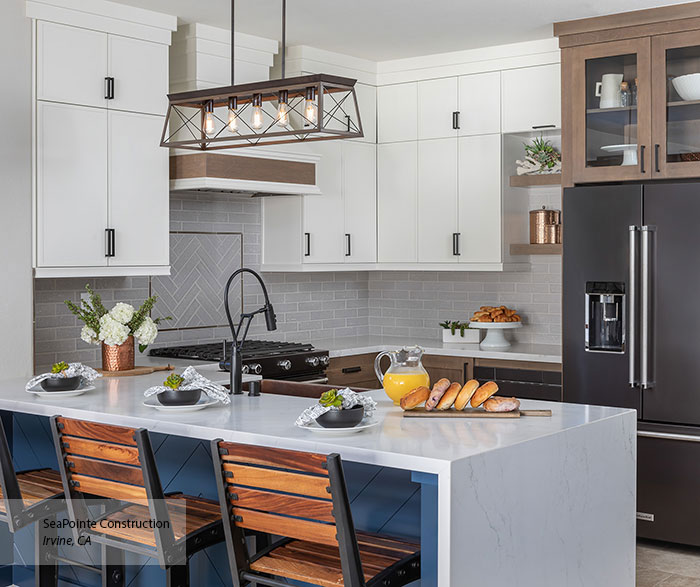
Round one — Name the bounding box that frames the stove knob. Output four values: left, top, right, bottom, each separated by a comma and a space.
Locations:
278, 359, 292, 371
306, 356, 320, 368
249, 363, 262, 375
242, 365, 250, 375
319, 355, 330, 366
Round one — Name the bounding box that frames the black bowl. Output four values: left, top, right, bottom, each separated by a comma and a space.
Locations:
40, 376, 82, 392
315, 405, 364, 429
157, 388, 202, 406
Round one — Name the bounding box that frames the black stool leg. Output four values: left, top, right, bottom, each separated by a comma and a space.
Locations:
35, 515, 58, 587
166, 561, 189, 587
101, 545, 125, 587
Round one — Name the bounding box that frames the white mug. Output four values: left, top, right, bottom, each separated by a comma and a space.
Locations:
595, 73, 624, 108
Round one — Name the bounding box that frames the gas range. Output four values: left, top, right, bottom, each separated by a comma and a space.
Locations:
149, 340, 330, 382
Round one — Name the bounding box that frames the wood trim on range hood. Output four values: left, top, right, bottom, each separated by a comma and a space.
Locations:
169, 152, 319, 196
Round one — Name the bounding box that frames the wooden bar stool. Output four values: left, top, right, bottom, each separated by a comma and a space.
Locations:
0, 416, 68, 587
211, 440, 421, 587
51, 416, 225, 587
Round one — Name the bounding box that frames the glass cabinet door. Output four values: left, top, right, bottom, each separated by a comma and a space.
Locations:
652, 31, 700, 178
572, 39, 651, 183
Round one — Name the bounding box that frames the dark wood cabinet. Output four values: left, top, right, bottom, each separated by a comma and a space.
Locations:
474, 358, 562, 402
421, 354, 473, 386
326, 353, 381, 390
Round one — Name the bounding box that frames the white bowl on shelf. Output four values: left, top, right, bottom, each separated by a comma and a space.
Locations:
672, 74, 700, 101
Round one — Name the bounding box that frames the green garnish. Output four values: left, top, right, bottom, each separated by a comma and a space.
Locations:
164, 374, 185, 390
319, 389, 343, 408
51, 361, 69, 374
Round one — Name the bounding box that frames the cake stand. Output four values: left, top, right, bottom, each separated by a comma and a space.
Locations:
468, 322, 522, 349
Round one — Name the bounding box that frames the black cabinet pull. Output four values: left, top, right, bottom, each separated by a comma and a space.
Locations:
105, 229, 115, 257
345, 233, 351, 257
654, 144, 660, 173
342, 366, 362, 374
452, 233, 461, 256
640, 145, 646, 173
532, 124, 556, 130
304, 233, 310, 257
452, 111, 460, 130
104, 77, 115, 100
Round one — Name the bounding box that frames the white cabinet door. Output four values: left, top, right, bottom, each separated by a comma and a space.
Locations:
417, 139, 459, 262
343, 142, 376, 263
303, 142, 344, 263
502, 64, 561, 133
109, 35, 169, 116
377, 83, 417, 143
458, 134, 502, 263
108, 111, 169, 267
262, 197, 303, 266
354, 83, 377, 144
459, 72, 501, 136
37, 102, 108, 267
377, 142, 417, 263
418, 78, 459, 140
36, 21, 108, 108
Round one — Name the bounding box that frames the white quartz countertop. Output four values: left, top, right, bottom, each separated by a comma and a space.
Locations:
1, 367, 627, 474
313, 336, 561, 363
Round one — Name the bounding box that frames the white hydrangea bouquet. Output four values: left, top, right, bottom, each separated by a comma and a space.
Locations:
65, 285, 171, 371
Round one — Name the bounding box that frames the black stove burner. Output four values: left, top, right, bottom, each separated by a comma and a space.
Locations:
149, 340, 314, 362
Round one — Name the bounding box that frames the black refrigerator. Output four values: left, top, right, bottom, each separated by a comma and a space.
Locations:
563, 182, 700, 546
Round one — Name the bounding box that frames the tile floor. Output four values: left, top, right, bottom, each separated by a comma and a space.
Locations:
638, 540, 700, 586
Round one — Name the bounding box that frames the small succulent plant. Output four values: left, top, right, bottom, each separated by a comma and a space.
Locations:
163, 373, 185, 390
439, 320, 471, 336
51, 361, 69, 375
524, 136, 561, 171
319, 389, 343, 408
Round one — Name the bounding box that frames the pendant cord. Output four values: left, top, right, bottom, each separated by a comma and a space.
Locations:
230, 0, 235, 84
281, 0, 286, 79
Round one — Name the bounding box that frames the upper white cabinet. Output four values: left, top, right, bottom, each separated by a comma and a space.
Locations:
377, 82, 418, 143
458, 72, 501, 136
502, 63, 561, 133
418, 78, 459, 140
343, 142, 377, 263
31, 2, 176, 277
354, 83, 377, 144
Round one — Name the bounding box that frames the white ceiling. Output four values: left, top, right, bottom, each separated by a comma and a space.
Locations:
114, 0, 690, 61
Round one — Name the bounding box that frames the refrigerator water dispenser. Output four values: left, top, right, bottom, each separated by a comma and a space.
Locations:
585, 282, 625, 353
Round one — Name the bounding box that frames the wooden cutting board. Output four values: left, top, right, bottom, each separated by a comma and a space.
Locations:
403, 407, 552, 419
97, 364, 175, 377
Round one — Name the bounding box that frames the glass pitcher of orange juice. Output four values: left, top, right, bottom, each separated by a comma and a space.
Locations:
374, 346, 430, 405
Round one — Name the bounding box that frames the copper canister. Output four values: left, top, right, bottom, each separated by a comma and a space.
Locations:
101, 336, 135, 371
530, 207, 561, 244
545, 223, 562, 244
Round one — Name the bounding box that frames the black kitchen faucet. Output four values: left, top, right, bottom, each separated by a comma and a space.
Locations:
223, 268, 277, 394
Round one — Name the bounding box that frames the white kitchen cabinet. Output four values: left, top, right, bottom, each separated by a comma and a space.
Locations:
36, 21, 108, 108
108, 35, 169, 116
37, 101, 108, 268
502, 64, 561, 133
303, 142, 344, 263
377, 142, 418, 262
458, 72, 501, 136
417, 138, 459, 262
377, 82, 418, 143
262, 197, 303, 266
354, 83, 377, 144
343, 142, 376, 263
418, 78, 459, 140
458, 134, 502, 263
109, 111, 169, 267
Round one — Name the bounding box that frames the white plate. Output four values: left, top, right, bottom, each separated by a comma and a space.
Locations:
27, 385, 96, 398
601, 144, 638, 166
468, 322, 523, 329
296, 418, 380, 434
142, 395, 219, 412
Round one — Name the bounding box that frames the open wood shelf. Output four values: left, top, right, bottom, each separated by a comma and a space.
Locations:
510, 243, 562, 255
509, 174, 562, 187
586, 105, 637, 114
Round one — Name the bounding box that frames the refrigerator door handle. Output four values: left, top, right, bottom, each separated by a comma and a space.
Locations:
641, 225, 656, 389
629, 226, 639, 387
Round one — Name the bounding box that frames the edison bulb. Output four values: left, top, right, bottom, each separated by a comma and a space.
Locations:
228, 109, 239, 133
304, 99, 317, 125
204, 111, 215, 135
276, 102, 289, 127
251, 105, 263, 130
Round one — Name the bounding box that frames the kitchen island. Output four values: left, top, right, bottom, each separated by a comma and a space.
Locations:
0, 367, 634, 586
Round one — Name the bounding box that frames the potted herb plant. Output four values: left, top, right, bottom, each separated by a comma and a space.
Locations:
439, 320, 481, 344
66, 285, 171, 372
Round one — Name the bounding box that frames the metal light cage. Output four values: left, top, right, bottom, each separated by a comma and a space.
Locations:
160, 73, 363, 150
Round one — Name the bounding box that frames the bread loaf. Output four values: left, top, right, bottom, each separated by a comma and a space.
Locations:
483, 396, 520, 413
470, 381, 499, 408
400, 386, 430, 410
436, 382, 462, 410
425, 378, 451, 411
454, 380, 479, 410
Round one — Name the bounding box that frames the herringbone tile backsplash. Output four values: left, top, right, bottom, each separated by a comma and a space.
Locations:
33, 191, 561, 373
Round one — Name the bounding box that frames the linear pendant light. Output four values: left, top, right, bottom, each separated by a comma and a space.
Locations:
160, 0, 364, 150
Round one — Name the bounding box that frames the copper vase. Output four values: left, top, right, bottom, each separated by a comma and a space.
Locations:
102, 336, 135, 372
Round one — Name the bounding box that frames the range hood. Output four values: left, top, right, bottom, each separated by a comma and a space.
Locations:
169, 149, 321, 196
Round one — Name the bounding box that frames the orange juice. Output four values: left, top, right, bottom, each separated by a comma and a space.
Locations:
382, 372, 431, 405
